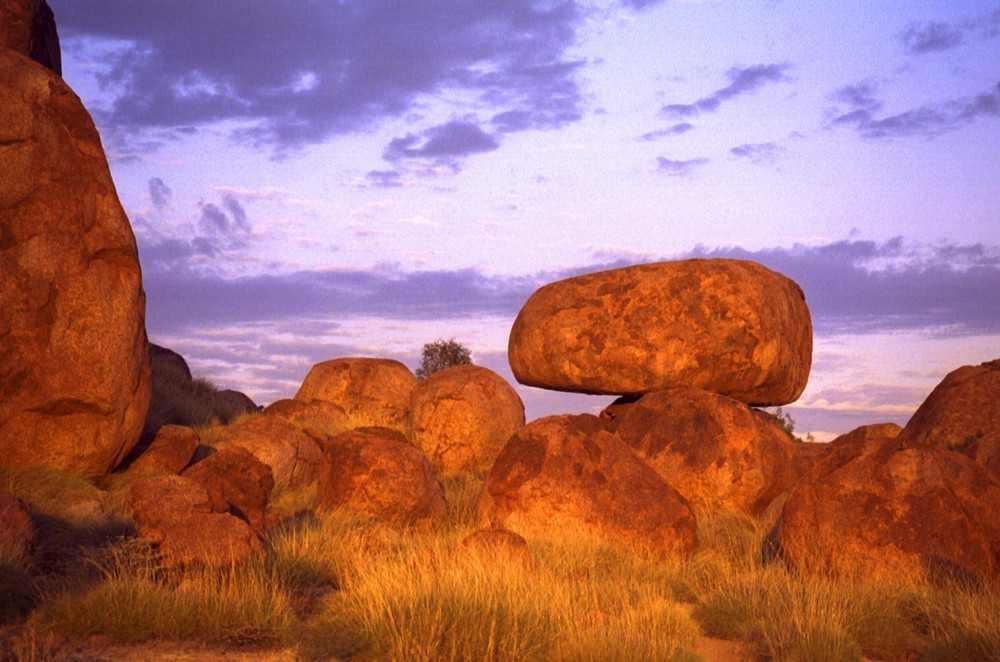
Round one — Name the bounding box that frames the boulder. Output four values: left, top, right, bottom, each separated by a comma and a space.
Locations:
409, 365, 525, 472
127, 424, 199, 475
128, 475, 265, 566
0, 489, 37, 554
0, 49, 151, 473
296, 358, 416, 436
794, 422, 902, 477
315, 427, 447, 529
898, 359, 1000, 460
213, 414, 324, 488
182, 445, 274, 538
775, 438, 1000, 579
604, 387, 797, 516
477, 414, 698, 558
508, 259, 812, 405
1, 0, 38, 53
263, 398, 351, 436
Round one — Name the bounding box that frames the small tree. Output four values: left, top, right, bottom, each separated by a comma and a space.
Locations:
416, 338, 472, 379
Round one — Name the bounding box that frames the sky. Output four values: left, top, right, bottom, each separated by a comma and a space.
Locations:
50, 0, 1000, 440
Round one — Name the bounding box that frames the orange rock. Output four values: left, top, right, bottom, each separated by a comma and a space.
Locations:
182, 445, 274, 539
605, 386, 797, 516
508, 259, 812, 405
409, 365, 525, 472
0, 50, 150, 473
127, 424, 199, 475
263, 397, 351, 436
296, 358, 416, 436
477, 414, 698, 558
213, 414, 324, 488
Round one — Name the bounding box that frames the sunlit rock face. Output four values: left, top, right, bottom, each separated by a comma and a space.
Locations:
0, 49, 150, 473
476, 414, 698, 558
409, 364, 525, 473
603, 386, 798, 516
508, 259, 812, 406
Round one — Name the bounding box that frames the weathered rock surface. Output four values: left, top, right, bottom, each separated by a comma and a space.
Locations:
213, 414, 324, 488
604, 387, 797, 516
898, 359, 1000, 459
409, 365, 525, 472
182, 445, 274, 539
127, 424, 199, 475
0, 49, 150, 473
477, 414, 698, 558
775, 437, 1000, 578
508, 259, 812, 405
263, 398, 351, 435
315, 427, 447, 528
0, 489, 37, 554
128, 475, 264, 566
296, 358, 416, 435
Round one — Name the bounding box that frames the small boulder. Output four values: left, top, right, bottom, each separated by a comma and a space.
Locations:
263, 398, 351, 436
409, 365, 525, 472
604, 387, 797, 516
315, 427, 447, 529
182, 446, 274, 539
775, 438, 1000, 579
508, 259, 812, 405
296, 358, 416, 436
213, 414, 324, 488
477, 414, 698, 558
127, 424, 199, 475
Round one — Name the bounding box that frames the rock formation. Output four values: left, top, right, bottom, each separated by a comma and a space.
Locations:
477, 414, 698, 558
126, 424, 199, 475
296, 358, 417, 436
508, 259, 811, 405
604, 386, 797, 516
213, 414, 324, 488
409, 365, 525, 473
315, 426, 447, 529
182, 446, 274, 539
0, 47, 150, 473
262, 398, 350, 436
1, 0, 59, 75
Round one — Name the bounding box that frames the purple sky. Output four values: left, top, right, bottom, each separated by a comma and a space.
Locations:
51, 0, 1000, 439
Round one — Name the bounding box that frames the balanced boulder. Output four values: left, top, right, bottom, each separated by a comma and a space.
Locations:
315, 427, 447, 529
477, 414, 698, 558
296, 358, 416, 436
508, 259, 811, 405
0, 49, 150, 473
409, 365, 525, 472
605, 386, 797, 516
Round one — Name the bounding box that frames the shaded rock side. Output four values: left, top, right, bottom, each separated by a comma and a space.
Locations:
898, 359, 1000, 460
0, 50, 150, 473
409, 364, 525, 472
477, 414, 698, 558
508, 259, 812, 405
315, 427, 447, 529
605, 386, 798, 516
775, 437, 1000, 579
2, 0, 60, 75
295, 358, 417, 436
213, 414, 324, 488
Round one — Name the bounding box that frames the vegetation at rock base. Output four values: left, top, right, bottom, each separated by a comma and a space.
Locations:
415, 338, 473, 379
3, 448, 1000, 661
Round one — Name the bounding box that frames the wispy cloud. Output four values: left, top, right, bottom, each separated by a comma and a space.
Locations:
729, 142, 784, 164
660, 63, 790, 119
900, 21, 964, 54
384, 120, 500, 170
656, 156, 709, 176
148, 177, 171, 210
636, 122, 694, 141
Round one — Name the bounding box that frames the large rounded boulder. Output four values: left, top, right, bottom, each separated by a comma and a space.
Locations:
477, 414, 698, 558
295, 358, 416, 436
604, 386, 797, 516
409, 365, 525, 473
316, 427, 447, 529
508, 259, 811, 405
0, 49, 150, 473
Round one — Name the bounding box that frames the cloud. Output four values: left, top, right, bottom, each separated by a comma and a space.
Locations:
829, 81, 1000, 138
636, 122, 694, 141
384, 120, 500, 168
55, 1, 586, 157
365, 170, 403, 188
729, 142, 784, 163
900, 21, 964, 54
148, 177, 171, 210
656, 156, 709, 176
198, 194, 250, 236
661, 63, 790, 119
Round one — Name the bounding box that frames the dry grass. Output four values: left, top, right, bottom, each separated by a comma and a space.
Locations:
2, 461, 1000, 661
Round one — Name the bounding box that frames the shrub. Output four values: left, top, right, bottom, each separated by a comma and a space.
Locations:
415, 338, 472, 379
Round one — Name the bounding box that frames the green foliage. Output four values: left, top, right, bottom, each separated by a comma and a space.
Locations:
415, 338, 472, 379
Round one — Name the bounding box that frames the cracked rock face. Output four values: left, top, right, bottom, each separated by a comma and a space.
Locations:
0, 49, 150, 473
508, 258, 812, 406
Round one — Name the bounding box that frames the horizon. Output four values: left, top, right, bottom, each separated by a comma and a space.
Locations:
51, 0, 1000, 440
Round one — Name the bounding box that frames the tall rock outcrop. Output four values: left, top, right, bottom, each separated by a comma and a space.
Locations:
0, 47, 150, 473
508, 259, 812, 405
1, 0, 60, 74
